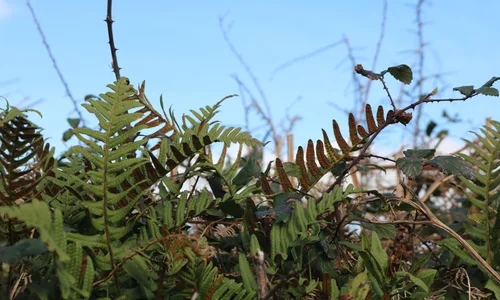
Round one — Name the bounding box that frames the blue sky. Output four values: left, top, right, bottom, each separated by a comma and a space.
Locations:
1, 0, 499, 156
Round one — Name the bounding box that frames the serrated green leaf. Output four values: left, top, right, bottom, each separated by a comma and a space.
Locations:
404, 149, 436, 159
453, 85, 474, 96
476, 86, 499, 97
396, 157, 423, 177
425, 156, 476, 180
481, 76, 500, 88
386, 64, 413, 84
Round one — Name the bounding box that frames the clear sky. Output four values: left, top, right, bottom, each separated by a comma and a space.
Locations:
1, 0, 499, 156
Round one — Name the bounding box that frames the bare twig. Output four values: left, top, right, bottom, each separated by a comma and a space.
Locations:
219, 17, 271, 118
343, 36, 364, 113
26, 0, 85, 126
361, 0, 388, 109
270, 39, 343, 79
220, 17, 290, 158
320, 74, 480, 202
232, 74, 283, 157
412, 0, 426, 146
105, 0, 121, 80
380, 76, 397, 110
421, 174, 454, 203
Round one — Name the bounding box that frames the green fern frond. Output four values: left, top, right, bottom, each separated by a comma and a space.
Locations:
42, 155, 88, 224
181, 95, 263, 148
211, 277, 257, 300
70, 77, 157, 248
0, 200, 69, 261
457, 120, 499, 265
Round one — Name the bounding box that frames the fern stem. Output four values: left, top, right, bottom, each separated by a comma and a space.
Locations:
102, 129, 120, 295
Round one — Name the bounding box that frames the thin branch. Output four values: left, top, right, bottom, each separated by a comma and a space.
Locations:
362, 0, 387, 106
26, 0, 85, 126
262, 254, 321, 300
219, 17, 271, 118
401, 181, 500, 284
320, 74, 480, 203
421, 174, 454, 203
105, 0, 121, 80
359, 153, 396, 163
270, 39, 343, 79
232, 74, 282, 157
350, 218, 433, 226
380, 76, 397, 110
343, 36, 364, 112
412, 0, 426, 146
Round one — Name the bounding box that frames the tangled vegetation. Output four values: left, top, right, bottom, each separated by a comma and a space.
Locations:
0, 62, 499, 299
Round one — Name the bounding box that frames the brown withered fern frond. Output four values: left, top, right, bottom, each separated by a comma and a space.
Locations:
263, 104, 395, 193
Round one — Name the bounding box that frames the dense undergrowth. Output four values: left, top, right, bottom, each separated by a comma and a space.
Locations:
0, 67, 499, 299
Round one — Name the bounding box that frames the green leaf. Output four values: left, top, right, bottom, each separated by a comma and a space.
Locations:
347, 271, 370, 300
370, 231, 388, 274
238, 253, 258, 291
259, 192, 299, 223
67, 118, 81, 128
481, 76, 500, 88
282, 162, 300, 177
396, 157, 423, 177
0, 200, 69, 261
123, 255, 157, 291
330, 279, 340, 300
410, 254, 432, 273
417, 269, 437, 289
453, 85, 474, 96
393, 271, 429, 292
436, 238, 476, 265
475, 86, 499, 97
425, 120, 437, 137
403, 149, 436, 159
0, 239, 48, 264
358, 251, 386, 295
371, 223, 397, 240
250, 234, 260, 256
386, 64, 413, 84
485, 279, 500, 299
233, 156, 260, 188
425, 156, 476, 180
396, 149, 436, 178
62, 129, 74, 142
361, 222, 397, 240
